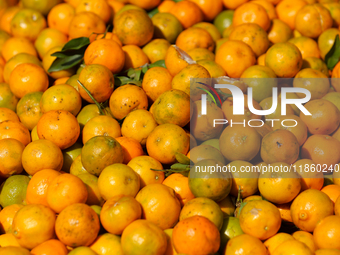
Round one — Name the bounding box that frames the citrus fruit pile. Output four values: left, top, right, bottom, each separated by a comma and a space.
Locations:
1, 0, 340, 254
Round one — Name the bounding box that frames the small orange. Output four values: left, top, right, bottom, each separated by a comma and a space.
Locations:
187, 48, 215, 62
100, 196, 142, 235
9, 63, 48, 99
69, 155, 88, 176
75, 0, 112, 23
314, 215, 340, 250
169, 1, 203, 29
164, 45, 195, 77
0, 233, 21, 248
188, 0, 223, 21
152, 12, 183, 44
324, 3, 340, 27
77, 173, 103, 206
47, 173, 88, 213
142, 38, 171, 63
225, 234, 267, 255
0, 204, 24, 234
276, 0, 307, 30
84, 38, 125, 74
294, 159, 324, 191
197, 59, 227, 78
0, 6, 21, 35
37, 110, 80, 150
90, 233, 124, 255
127, 155, 165, 188
292, 231, 317, 253
172, 215, 220, 255
1, 37, 37, 62
115, 136, 144, 164
16, 92, 43, 131
289, 36, 320, 59
30, 239, 68, 255
78, 64, 114, 103
34, 28, 68, 59
142, 67, 172, 102
47, 3, 75, 35
272, 239, 314, 255
268, 18, 293, 44
12, 204, 56, 250
318, 28, 340, 60
0, 247, 31, 255
0, 138, 24, 178
264, 233, 295, 255
122, 45, 149, 70
176, 27, 215, 53
321, 184, 340, 203
55, 203, 100, 247
0, 120, 31, 146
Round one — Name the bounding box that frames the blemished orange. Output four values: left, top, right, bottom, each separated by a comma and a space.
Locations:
152, 12, 183, 44
142, 67, 172, 102
289, 36, 320, 59
75, 0, 112, 23
268, 18, 293, 44
37, 110, 80, 150
78, 64, 114, 103
122, 45, 150, 70
84, 38, 125, 74
21, 139, 63, 176
115, 137, 144, 164
114, 9, 154, 46
109, 84, 148, 120
321, 184, 340, 203
172, 215, 220, 255
121, 219, 167, 255
127, 155, 165, 188
55, 203, 100, 247
176, 27, 215, 53
100, 196, 142, 235
169, 1, 203, 29
0, 204, 24, 234
0, 138, 24, 178
12, 204, 56, 250
30, 239, 68, 255
290, 189, 334, 232
46, 173, 88, 213
9, 63, 49, 99
68, 12, 106, 42
82, 115, 121, 145
314, 215, 340, 250
215, 40, 256, 78
26, 169, 61, 207
163, 173, 195, 207
47, 3, 76, 35
0, 120, 31, 146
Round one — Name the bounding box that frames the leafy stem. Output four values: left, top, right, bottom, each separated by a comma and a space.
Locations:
77, 80, 105, 115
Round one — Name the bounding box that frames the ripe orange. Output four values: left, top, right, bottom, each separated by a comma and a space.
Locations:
47, 3, 75, 35
0, 120, 31, 146
294, 159, 324, 191
122, 44, 150, 70
0, 138, 24, 178
169, 1, 203, 29
321, 184, 340, 203
0, 204, 24, 234
292, 231, 318, 253
1, 37, 37, 62
115, 136, 144, 164
30, 239, 68, 255
314, 215, 340, 250
34, 28, 68, 59
176, 27, 215, 52
225, 234, 267, 255
75, 0, 112, 23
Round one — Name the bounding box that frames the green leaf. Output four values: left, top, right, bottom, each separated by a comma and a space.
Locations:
325, 34, 340, 71
62, 37, 90, 51
170, 163, 190, 170
148, 60, 166, 68
48, 54, 84, 72
197, 87, 217, 105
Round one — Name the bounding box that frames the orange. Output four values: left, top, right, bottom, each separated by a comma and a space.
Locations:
75, 0, 112, 23
26, 169, 61, 207
272, 240, 314, 255
291, 189, 334, 232
239, 199, 281, 240
215, 40, 256, 78
197, 59, 227, 78
0, 6, 21, 35
268, 18, 293, 44
47, 3, 75, 35
34, 28, 68, 59
109, 84, 148, 120
0, 83, 19, 112
0, 233, 21, 248
300, 99, 340, 135
0, 120, 31, 146
84, 38, 125, 74
78, 64, 114, 103
218, 196, 236, 217
321, 184, 340, 203
163, 228, 177, 255
12, 204, 56, 250
10, 9, 46, 42
115, 136, 144, 164
158, 0, 176, 13
292, 231, 317, 253
0, 247, 31, 255
172, 215, 220, 255
121, 219, 167, 255
9, 63, 48, 99
289, 36, 320, 59
16, 92, 43, 131
114, 9, 153, 46
318, 28, 340, 60
146, 123, 190, 164
90, 233, 124, 255
0, 108, 19, 123
163, 173, 195, 207
187, 48, 215, 62
127, 155, 165, 188
324, 3, 340, 27
164, 45, 195, 77
176, 27, 214, 53
55, 203, 100, 247
188, 144, 226, 164
22, 139, 63, 176
264, 233, 295, 254
0, 138, 24, 178
152, 13, 183, 44
76, 103, 102, 130
192, 22, 222, 42
47, 173, 88, 213
68, 12, 106, 42
21, 0, 61, 16
70, 155, 88, 176
98, 163, 140, 200
188, 0, 223, 21
225, 234, 267, 255
232, 2, 271, 31
122, 44, 149, 70
0, 204, 24, 234
100, 196, 141, 235
335, 195, 340, 215
30, 239, 68, 255
142, 39, 171, 63
37, 110, 80, 150
142, 66, 172, 102
77, 173, 103, 206
293, 159, 324, 191
295, 3, 333, 38
323, 92, 340, 111
128, 0, 161, 10
276, 0, 307, 30
314, 215, 340, 250
315, 249, 340, 255
169, 1, 203, 29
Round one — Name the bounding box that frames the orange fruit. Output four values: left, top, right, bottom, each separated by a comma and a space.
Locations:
192, 21, 222, 42
0, 247, 31, 255
16, 92, 43, 131
30, 239, 68, 255
176, 27, 215, 52
0, 83, 19, 112
122, 44, 150, 70
289, 36, 320, 59
0, 120, 31, 146
90, 233, 124, 255
169, 1, 203, 29
47, 3, 75, 35
314, 215, 340, 250
109, 84, 148, 120
321, 184, 340, 203
197, 59, 227, 78
272, 239, 314, 255
75, 0, 112, 23
188, 0, 223, 21
225, 234, 267, 255
292, 231, 317, 253
1, 37, 37, 62
21, 0, 61, 16
100, 196, 142, 235
9, 63, 48, 99
291, 189, 334, 232
77, 173, 103, 206
172, 215, 220, 255
84, 38, 125, 74
98, 163, 140, 200
276, 0, 307, 30
12, 204, 56, 250
142, 39, 171, 63
318, 28, 340, 60
0, 233, 21, 248
268, 18, 293, 44
215, 40, 256, 78
69, 155, 88, 176
187, 48, 215, 61
0, 138, 24, 178
0, 204, 24, 234
114, 9, 153, 46
78, 64, 114, 103
34, 28, 68, 59
55, 203, 100, 247
164, 45, 195, 77
0, 108, 19, 123
0, 7, 20, 35
115, 136, 144, 164
121, 219, 167, 255
264, 233, 295, 255
128, 0, 161, 10
37, 110, 80, 150
151, 12, 183, 44
294, 159, 324, 191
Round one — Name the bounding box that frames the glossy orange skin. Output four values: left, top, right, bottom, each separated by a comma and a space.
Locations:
122, 45, 150, 70
272, 240, 314, 255
188, 0, 223, 21
115, 136, 144, 164
90, 233, 124, 255
0, 138, 24, 178
276, 0, 307, 30
142, 67, 172, 102
321, 184, 340, 203
176, 27, 215, 53
169, 1, 203, 29
0, 120, 31, 146
47, 3, 75, 35
264, 233, 295, 255
292, 231, 317, 253
314, 215, 340, 250
75, 0, 112, 23
34, 28, 68, 59
0, 204, 24, 234
30, 239, 68, 255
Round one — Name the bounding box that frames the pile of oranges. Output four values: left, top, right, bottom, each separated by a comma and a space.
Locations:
1, 0, 340, 254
